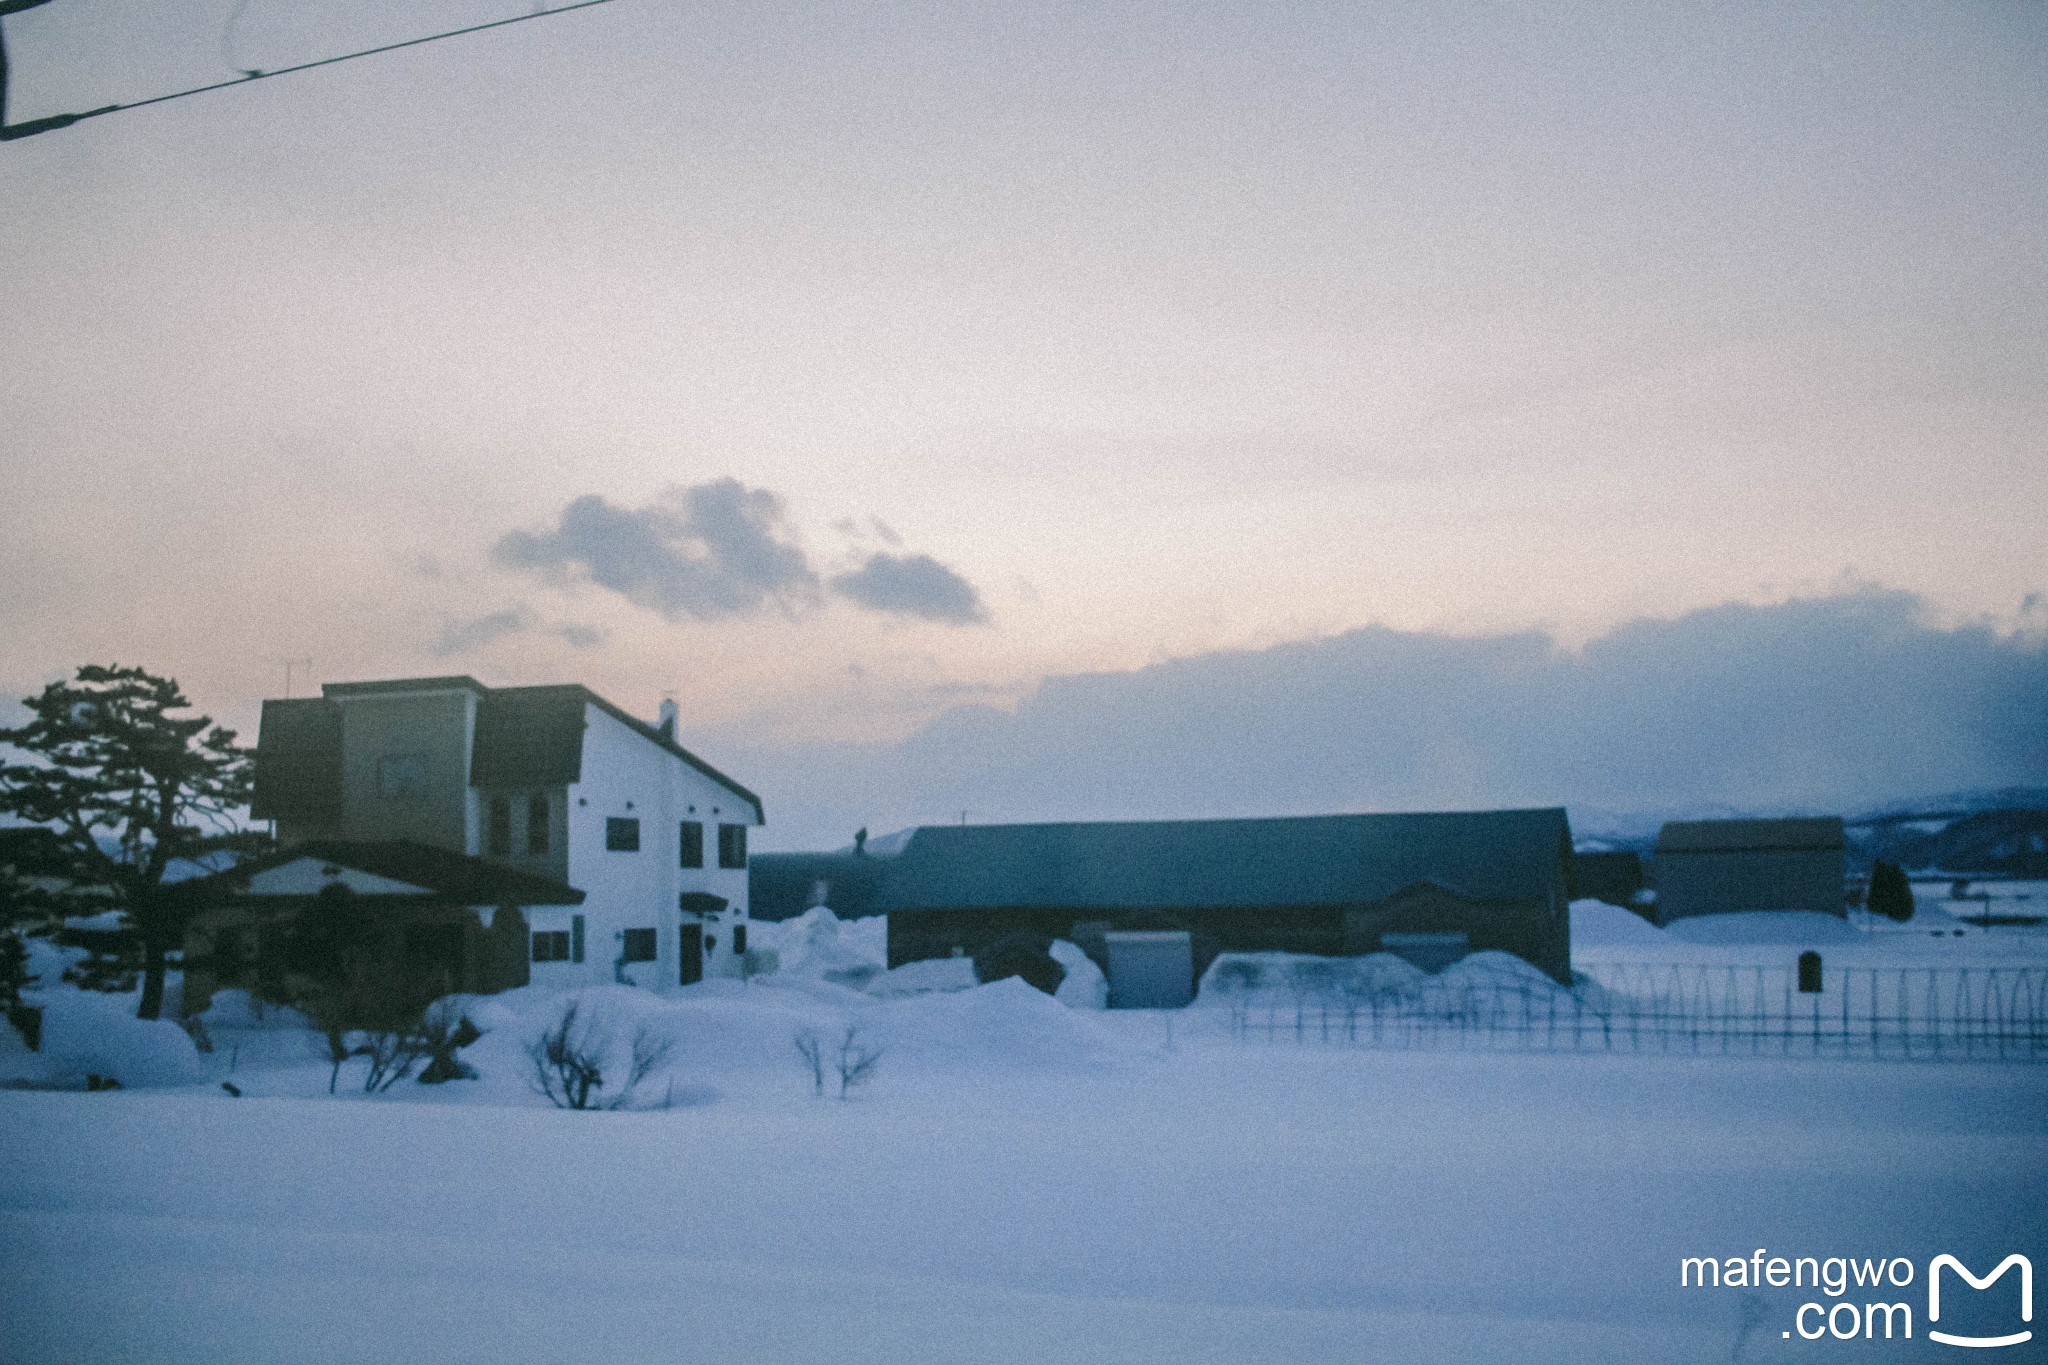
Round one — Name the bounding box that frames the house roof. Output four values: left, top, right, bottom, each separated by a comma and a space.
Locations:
469, 684, 764, 822
250, 697, 344, 821
174, 839, 585, 906
1655, 817, 1846, 855
252, 678, 763, 824
877, 809, 1573, 914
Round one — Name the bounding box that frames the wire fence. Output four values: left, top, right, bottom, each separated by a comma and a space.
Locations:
1224, 961, 2048, 1062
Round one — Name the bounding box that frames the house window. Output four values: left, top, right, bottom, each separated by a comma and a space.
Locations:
718, 823, 747, 869
572, 914, 585, 963
621, 927, 657, 962
487, 796, 512, 857
732, 924, 748, 955
606, 817, 641, 852
678, 820, 704, 869
526, 795, 550, 855
377, 753, 428, 798
532, 930, 571, 962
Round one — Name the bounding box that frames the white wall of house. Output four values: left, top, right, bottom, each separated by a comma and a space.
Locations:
541, 703, 759, 992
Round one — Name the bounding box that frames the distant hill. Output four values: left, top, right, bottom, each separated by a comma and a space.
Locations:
1574, 788, 2048, 877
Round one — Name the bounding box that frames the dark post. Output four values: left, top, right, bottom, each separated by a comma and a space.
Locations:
1797, 950, 1823, 994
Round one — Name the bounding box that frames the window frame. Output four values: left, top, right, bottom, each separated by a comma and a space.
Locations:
526, 794, 551, 855
531, 929, 571, 963
605, 816, 642, 852
717, 822, 748, 869
678, 820, 704, 869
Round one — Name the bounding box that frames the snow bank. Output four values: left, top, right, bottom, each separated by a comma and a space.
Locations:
866, 956, 978, 998
1050, 940, 1107, 1009
1568, 899, 1670, 948
872, 977, 1133, 1072
1196, 951, 1428, 1004
5, 988, 205, 1089
1662, 911, 1859, 945
750, 907, 888, 984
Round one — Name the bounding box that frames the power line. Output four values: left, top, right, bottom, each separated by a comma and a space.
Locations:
1, 0, 624, 142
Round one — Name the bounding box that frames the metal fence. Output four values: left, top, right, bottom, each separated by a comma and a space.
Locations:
1224, 961, 2048, 1062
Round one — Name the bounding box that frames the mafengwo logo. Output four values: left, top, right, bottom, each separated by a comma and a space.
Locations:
1680, 1250, 2032, 1347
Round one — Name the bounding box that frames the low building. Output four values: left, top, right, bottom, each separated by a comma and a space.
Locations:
212, 675, 763, 1002
1649, 817, 1846, 925
1572, 850, 1646, 909
878, 808, 1577, 988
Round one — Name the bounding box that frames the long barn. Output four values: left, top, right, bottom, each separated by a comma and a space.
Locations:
878, 809, 1577, 984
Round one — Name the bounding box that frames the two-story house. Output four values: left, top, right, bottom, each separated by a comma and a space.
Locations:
186, 675, 763, 1008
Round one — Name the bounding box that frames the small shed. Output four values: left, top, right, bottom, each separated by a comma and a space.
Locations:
1650, 818, 1846, 925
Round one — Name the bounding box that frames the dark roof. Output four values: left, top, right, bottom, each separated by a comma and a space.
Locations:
250, 698, 344, 822
175, 840, 584, 906
321, 676, 489, 697
258, 677, 764, 823
470, 687, 588, 788
1655, 817, 1846, 855
877, 809, 1573, 913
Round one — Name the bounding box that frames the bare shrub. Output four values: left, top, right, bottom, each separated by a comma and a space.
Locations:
834, 1026, 882, 1099
794, 1028, 825, 1096
527, 1002, 674, 1111
416, 1002, 482, 1084
355, 1022, 430, 1093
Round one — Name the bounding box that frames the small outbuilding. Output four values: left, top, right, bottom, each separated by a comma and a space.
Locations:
1649, 817, 1846, 925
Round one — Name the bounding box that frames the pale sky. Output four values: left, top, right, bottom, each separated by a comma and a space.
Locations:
3, 0, 2045, 842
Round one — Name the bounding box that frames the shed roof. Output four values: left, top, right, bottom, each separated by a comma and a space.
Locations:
174, 839, 584, 906
878, 809, 1572, 913
1655, 817, 1846, 854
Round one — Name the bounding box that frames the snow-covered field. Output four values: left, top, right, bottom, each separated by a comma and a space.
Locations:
3, 906, 2044, 1364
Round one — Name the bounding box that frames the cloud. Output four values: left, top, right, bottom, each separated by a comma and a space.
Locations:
550, 623, 606, 650
498, 480, 989, 626
830, 552, 988, 625
495, 479, 820, 621
713, 589, 2048, 849
429, 607, 534, 657
428, 608, 606, 656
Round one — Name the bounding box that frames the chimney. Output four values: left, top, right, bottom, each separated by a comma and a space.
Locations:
657, 698, 678, 739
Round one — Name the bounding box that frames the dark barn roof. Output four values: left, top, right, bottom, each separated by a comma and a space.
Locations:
174, 839, 584, 907
253, 678, 763, 824
878, 809, 1573, 913
1656, 817, 1846, 855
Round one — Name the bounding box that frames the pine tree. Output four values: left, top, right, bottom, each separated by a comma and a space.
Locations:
0, 665, 265, 1019
1867, 859, 1915, 923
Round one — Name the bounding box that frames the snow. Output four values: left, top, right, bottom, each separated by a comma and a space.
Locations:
1569, 900, 1673, 947
1662, 910, 1861, 945
1050, 938, 1107, 1008
4, 1006, 2044, 1363
5, 988, 205, 1089
3, 904, 2044, 1362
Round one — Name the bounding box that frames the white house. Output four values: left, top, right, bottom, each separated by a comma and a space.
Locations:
246, 675, 763, 991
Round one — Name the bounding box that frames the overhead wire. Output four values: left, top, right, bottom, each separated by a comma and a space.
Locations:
1, 0, 623, 141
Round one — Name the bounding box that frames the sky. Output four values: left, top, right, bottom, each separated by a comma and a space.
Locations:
2, 0, 2045, 846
